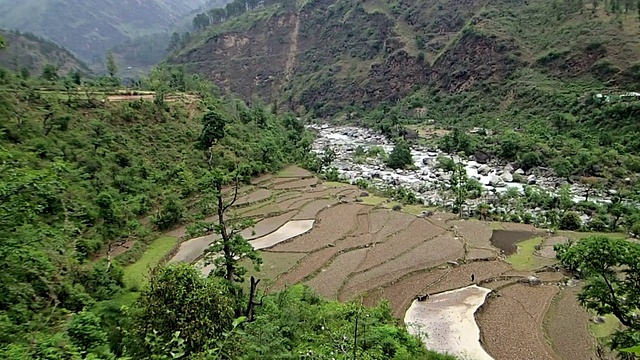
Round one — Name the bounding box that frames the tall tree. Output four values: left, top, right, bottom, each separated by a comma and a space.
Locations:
106, 50, 118, 78
555, 236, 640, 355
192, 13, 211, 30
386, 141, 413, 169
126, 264, 236, 358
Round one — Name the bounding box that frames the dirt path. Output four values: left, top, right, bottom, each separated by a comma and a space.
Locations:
283, 13, 300, 82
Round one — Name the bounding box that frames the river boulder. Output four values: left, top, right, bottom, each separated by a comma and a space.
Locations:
474, 150, 491, 164
501, 171, 513, 182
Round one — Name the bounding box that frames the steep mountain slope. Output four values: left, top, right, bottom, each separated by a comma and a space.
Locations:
0, 30, 91, 74
169, 0, 640, 117
0, 0, 210, 63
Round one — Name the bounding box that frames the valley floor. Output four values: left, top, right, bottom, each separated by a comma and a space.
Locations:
128, 165, 619, 359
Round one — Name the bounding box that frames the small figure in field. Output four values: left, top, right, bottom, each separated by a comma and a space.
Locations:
471, 273, 475, 282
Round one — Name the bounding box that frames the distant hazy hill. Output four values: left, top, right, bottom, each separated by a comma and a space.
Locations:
0, 0, 210, 64
0, 29, 91, 75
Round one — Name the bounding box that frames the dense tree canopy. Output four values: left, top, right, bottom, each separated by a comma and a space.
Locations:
555, 236, 640, 354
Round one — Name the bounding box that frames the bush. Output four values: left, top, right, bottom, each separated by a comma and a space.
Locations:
151, 195, 184, 231
560, 211, 582, 231
386, 142, 413, 169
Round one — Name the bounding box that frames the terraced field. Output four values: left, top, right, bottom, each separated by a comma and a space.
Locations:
163, 166, 606, 360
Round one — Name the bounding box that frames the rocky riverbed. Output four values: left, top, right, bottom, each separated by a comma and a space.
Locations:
309, 125, 614, 224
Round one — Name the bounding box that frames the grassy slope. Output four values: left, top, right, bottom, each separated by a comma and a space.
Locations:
123, 236, 178, 290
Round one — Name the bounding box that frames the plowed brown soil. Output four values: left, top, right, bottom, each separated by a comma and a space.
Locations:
467, 248, 497, 260
372, 212, 417, 243
235, 188, 272, 206
545, 287, 596, 360
273, 177, 319, 190
293, 199, 337, 219
449, 219, 494, 249
362, 269, 449, 317
358, 219, 445, 272
306, 248, 368, 300
368, 209, 390, 233
240, 204, 281, 217
477, 283, 559, 360
342, 233, 464, 300
272, 234, 374, 290
268, 204, 364, 252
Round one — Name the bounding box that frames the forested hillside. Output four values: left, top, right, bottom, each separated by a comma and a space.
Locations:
0, 30, 91, 75
170, 0, 640, 115
0, 29, 451, 356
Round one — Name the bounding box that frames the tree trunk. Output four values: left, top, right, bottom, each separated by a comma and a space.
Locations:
216, 181, 234, 283
245, 276, 262, 322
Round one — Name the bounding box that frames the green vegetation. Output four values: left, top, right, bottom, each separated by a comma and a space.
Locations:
387, 141, 414, 169
0, 29, 90, 75
506, 237, 549, 271
589, 314, 621, 339
556, 236, 640, 354
122, 236, 178, 290
0, 54, 452, 358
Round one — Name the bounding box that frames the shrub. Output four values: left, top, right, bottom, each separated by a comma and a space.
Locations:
560, 211, 582, 231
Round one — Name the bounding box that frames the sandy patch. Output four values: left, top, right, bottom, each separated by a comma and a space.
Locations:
250, 220, 315, 250
537, 245, 557, 259
405, 285, 494, 360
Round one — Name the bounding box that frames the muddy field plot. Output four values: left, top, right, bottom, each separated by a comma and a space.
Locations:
268, 204, 364, 252
362, 269, 449, 317
293, 199, 337, 219
371, 211, 417, 243
244, 252, 306, 286
477, 284, 559, 360
368, 209, 390, 233
306, 248, 368, 299
544, 287, 596, 360
235, 188, 272, 206
357, 219, 446, 272
342, 233, 464, 300
271, 234, 374, 290
273, 177, 319, 190
449, 219, 494, 249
